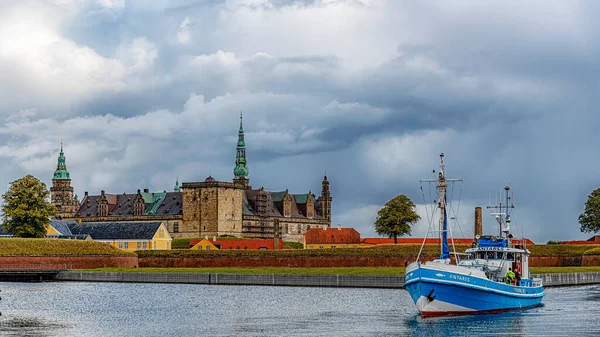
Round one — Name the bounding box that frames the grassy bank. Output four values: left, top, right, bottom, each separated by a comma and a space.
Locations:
0, 238, 135, 256
82, 266, 600, 275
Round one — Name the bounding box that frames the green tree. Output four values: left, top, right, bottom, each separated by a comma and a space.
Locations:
579, 188, 600, 234
375, 194, 421, 243
2, 175, 56, 238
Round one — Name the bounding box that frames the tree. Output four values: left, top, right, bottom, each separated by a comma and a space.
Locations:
2, 175, 56, 238
375, 194, 421, 243
579, 188, 600, 234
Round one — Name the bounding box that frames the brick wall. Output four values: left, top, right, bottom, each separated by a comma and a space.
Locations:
581, 255, 600, 266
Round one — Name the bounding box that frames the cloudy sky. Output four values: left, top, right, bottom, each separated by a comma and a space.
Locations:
1, 0, 598, 243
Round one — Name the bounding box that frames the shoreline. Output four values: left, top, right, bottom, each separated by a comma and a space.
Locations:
53, 271, 600, 289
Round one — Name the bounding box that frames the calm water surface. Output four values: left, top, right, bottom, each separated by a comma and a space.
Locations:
0, 282, 598, 337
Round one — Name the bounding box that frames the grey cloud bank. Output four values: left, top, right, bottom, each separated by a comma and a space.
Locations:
0, 0, 598, 243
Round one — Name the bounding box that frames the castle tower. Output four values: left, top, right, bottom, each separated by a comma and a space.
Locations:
320, 174, 332, 225
50, 142, 79, 219
233, 111, 250, 188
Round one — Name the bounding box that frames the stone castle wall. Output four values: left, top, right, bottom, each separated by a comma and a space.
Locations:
217, 187, 243, 237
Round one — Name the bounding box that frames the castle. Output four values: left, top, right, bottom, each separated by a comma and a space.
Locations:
50, 113, 332, 242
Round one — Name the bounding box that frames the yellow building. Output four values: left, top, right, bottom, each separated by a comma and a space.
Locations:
49, 220, 171, 250
190, 239, 219, 250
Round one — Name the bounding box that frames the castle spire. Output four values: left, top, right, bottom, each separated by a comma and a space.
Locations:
53, 142, 70, 180
234, 110, 248, 179
174, 177, 180, 192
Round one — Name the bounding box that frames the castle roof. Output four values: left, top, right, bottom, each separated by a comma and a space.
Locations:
49, 219, 77, 235
242, 189, 324, 219
67, 221, 165, 240
75, 192, 182, 218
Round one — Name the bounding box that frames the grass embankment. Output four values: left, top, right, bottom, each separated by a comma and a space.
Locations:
0, 238, 135, 256
582, 247, 600, 255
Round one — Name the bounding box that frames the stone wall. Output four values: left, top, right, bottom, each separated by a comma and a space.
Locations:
182, 187, 201, 238
56, 271, 600, 288
217, 187, 243, 237
0, 255, 138, 269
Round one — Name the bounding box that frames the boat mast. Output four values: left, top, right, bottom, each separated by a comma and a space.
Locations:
487, 185, 514, 246
420, 153, 463, 260
438, 154, 447, 259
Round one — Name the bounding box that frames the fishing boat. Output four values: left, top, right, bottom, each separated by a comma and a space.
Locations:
404, 153, 545, 317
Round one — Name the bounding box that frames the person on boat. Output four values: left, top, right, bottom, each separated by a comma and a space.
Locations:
505, 268, 515, 284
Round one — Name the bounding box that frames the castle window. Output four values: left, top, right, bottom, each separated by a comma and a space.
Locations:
173, 222, 179, 233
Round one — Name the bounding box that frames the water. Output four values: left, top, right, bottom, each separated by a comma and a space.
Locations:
0, 282, 598, 337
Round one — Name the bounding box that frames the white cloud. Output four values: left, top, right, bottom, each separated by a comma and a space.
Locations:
115, 37, 159, 74
177, 16, 194, 45
97, 0, 125, 10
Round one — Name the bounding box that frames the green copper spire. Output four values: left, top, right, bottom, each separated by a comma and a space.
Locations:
174, 177, 180, 192
234, 111, 249, 178
53, 141, 70, 180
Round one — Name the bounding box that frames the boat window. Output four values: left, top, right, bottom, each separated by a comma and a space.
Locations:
507, 252, 514, 260
478, 252, 486, 259
486, 251, 495, 259
497, 252, 504, 259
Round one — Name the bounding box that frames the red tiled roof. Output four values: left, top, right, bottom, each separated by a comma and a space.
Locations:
304, 228, 361, 244
190, 239, 283, 250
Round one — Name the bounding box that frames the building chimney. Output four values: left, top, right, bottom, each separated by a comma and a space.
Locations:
337, 224, 341, 230
474, 207, 483, 239
143, 188, 149, 193
84, 191, 88, 197
205, 235, 208, 240
213, 236, 216, 241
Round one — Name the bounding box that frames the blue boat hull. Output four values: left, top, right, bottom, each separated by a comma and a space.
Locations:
404, 264, 545, 317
